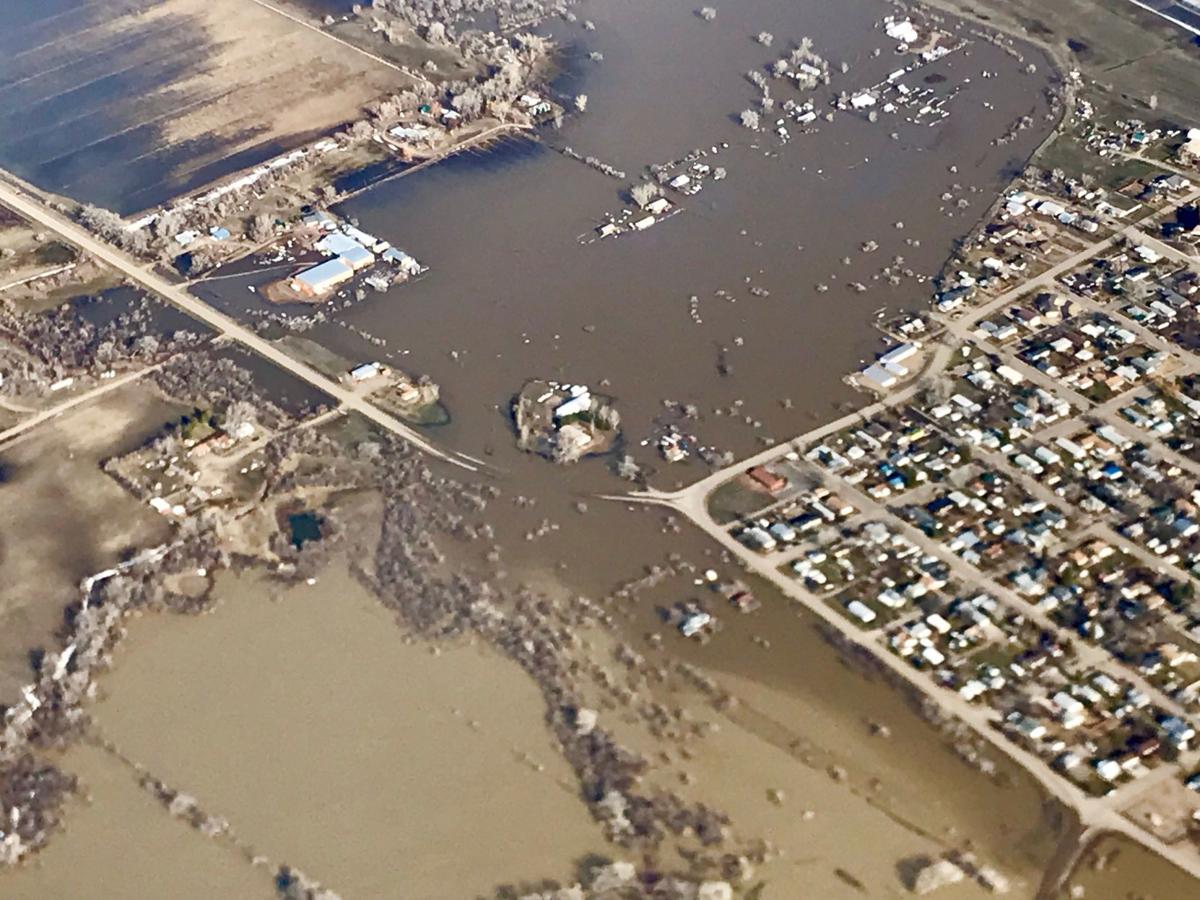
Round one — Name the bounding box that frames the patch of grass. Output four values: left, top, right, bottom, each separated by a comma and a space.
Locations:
33, 241, 77, 267
707, 478, 773, 525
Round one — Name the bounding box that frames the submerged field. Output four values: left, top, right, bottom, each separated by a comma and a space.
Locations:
45, 564, 608, 899
0, 0, 410, 214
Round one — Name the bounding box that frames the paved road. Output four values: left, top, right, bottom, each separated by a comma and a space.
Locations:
0, 179, 477, 471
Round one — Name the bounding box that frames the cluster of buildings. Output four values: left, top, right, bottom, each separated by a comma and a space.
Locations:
734, 474, 857, 555
859, 340, 926, 391
804, 407, 964, 500
703, 99, 1200, 846
593, 196, 679, 239
1009, 309, 1166, 404
512, 379, 619, 462
728, 433, 1200, 794
898, 466, 1071, 571
840, 20, 961, 127
934, 162, 1194, 325
111, 409, 265, 521
284, 211, 424, 300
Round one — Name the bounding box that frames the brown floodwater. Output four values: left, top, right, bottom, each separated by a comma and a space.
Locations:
1, 742, 274, 900
79, 564, 608, 899
1054, 832, 1200, 900
185, 0, 1084, 892
198, 0, 1056, 491
6, 0, 1147, 896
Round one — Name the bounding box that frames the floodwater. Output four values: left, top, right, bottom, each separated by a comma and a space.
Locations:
2, 0, 1131, 896
486, 499, 1070, 894
78, 564, 608, 899
1053, 832, 1200, 900
188, 0, 1081, 892
1, 743, 274, 900
201, 0, 1057, 490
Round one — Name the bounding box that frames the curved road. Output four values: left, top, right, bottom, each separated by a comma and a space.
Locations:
0, 179, 476, 471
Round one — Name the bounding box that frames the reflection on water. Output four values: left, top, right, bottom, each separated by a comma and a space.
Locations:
287, 511, 324, 549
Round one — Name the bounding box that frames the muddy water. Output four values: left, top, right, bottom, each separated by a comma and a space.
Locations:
1054, 833, 1200, 900
84, 564, 607, 898
2, 743, 274, 900
199, 0, 1055, 484
0, 0, 1100, 895
489, 503, 1067, 893
191, 0, 1075, 889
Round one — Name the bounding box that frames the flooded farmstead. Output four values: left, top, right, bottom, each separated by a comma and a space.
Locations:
4, 0, 1200, 897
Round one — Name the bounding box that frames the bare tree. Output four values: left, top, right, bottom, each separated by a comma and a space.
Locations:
629, 181, 662, 208
248, 213, 275, 243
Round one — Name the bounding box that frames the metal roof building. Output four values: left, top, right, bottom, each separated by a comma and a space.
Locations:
292, 258, 354, 298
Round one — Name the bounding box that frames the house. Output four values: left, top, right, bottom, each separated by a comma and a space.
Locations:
315, 232, 363, 257
338, 244, 375, 271
382, 247, 423, 276
646, 197, 671, 215
747, 466, 786, 494
633, 215, 656, 231
741, 526, 777, 552
1053, 691, 1086, 729
884, 18, 919, 44
389, 124, 433, 142
680, 610, 712, 638
1161, 716, 1196, 750
292, 258, 354, 298
846, 600, 877, 625
557, 422, 594, 451
554, 387, 592, 420
880, 342, 919, 368
1096, 193, 1142, 219
517, 93, 552, 116
1179, 127, 1200, 162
